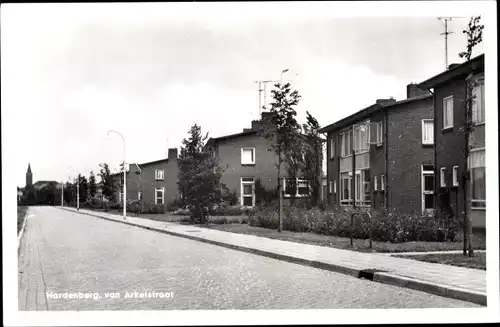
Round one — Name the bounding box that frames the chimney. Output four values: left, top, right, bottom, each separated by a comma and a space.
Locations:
376, 98, 397, 106
251, 120, 262, 131
448, 63, 460, 70
406, 83, 430, 99
168, 148, 178, 161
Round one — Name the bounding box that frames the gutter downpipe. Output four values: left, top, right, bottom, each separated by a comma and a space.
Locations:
429, 89, 436, 216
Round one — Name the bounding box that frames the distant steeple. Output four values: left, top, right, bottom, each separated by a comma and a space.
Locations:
26, 163, 33, 187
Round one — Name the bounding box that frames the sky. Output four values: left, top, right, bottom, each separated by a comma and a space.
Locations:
1, 2, 491, 187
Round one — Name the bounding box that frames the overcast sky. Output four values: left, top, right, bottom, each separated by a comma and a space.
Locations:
1, 2, 491, 187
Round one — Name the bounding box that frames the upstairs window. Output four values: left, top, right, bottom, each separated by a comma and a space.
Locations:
241, 148, 255, 165
422, 119, 434, 145
443, 96, 454, 129
155, 169, 164, 181
472, 79, 485, 124
374, 176, 378, 191
376, 122, 383, 146
340, 129, 352, 157
330, 138, 335, 159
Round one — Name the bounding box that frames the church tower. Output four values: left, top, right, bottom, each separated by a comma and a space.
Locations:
26, 163, 33, 187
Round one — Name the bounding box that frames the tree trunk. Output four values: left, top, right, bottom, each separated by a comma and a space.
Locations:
277, 149, 283, 233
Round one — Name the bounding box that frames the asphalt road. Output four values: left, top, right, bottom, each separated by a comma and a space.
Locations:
18, 206, 480, 310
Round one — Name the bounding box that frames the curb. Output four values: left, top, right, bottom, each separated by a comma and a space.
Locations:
59, 207, 487, 306
17, 208, 29, 251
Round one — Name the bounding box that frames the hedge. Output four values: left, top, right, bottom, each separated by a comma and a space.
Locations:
248, 205, 460, 243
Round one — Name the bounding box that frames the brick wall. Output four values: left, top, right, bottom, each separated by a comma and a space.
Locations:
386, 96, 434, 213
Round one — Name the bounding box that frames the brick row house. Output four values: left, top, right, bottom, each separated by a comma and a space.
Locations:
206, 112, 312, 207
418, 54, 485, 229
111, 148, 179, 211
319, 84, 435, 213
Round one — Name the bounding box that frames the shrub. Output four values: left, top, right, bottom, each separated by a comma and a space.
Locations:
166, 198, 183, 212
249, 204, 460, 243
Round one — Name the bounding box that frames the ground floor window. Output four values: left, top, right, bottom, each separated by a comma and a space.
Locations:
241, 177, 255, 207
470, 149, 485, 209
155, 187, 164, 205
340, 172, 352, 206
283, 178, 310, 198
356, 169, 370, 207
422, 165, 434, 212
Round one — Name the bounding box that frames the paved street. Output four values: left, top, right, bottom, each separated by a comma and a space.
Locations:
18, 206, 480, 310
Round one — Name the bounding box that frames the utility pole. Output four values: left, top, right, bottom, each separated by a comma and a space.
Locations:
438, 17, 458, 70
76, 174, 80, 211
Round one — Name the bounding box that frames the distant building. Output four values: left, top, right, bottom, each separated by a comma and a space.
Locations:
110, 149, 180, 211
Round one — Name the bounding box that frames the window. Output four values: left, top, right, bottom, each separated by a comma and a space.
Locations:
374, 176, 378, 191
241, 177, 255, 207
155, 169, 164, 180
376, 122, 383, 146
440, 167, 446, 187
340, 172, 352, 205
452, 166, 459, 187
340, 129, 352, 157
353, 122, 369, 153
155, 187, 164, 205
330, 138, 335, 158
472, 79, 485, 124
422, 165, 435, 212
469, 149, 485, 209
380, 174, 385, 191
328, 181, 333, 194
443, 96, 454, 129
422, 119, 434, 145
283, 178, 310, 197
138, 191, 142, 200
333, 180, 337, 194
241, 148, 255, 165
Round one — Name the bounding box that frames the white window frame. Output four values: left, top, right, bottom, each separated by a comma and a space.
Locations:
356, 169, 371, 207
452, 166, 459, 187
440, 167, 446, 187
241, 177, 255, 207
138, 191, 142, 200
155, 187, 164, 205
421, 119, 434, 145
340, 129, 352, 157
330, 138, 335, 159
376, 121, 383, 146
283, 178, 310, 198
155, 169, 164, 181
328, 181, 333, 194
443, 96, 454, 129
469, 148, 486, 210
421, 165, 435, 213
333, 180, 337, 194
471, 78, 485, 125
340, 172, 353, 206
353, 121, 370, 154
374, 176, 378, 191
241, 148, 256, 165
380, 174, 386, 191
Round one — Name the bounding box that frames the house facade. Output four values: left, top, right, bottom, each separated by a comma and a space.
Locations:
418, 54, 485, 229
319, 84, 434, 213
206, 112, 310, 207
111, 148, 180, 211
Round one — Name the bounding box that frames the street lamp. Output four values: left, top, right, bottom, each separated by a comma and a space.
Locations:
108, 130, 127, 220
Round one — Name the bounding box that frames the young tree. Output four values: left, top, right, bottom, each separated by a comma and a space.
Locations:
89, 170, 97, 199
98, 163, 115, 202
178, 124, 224, 225
259, 82, 302, 232
302, 111, 324, 207
459, 16, 484, 257
78, 175, 89, 205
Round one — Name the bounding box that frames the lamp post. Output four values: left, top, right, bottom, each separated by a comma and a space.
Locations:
77, 173, 80, 211
108, 130, 127, 220
61, 179, 64, 207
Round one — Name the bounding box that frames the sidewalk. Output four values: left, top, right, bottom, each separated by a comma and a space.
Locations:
60, 207, 487, 306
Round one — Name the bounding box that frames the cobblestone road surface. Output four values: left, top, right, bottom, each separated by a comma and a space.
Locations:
18, 206, 480, 310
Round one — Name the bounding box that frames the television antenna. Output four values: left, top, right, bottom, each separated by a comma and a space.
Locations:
437, 17, 463, 70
